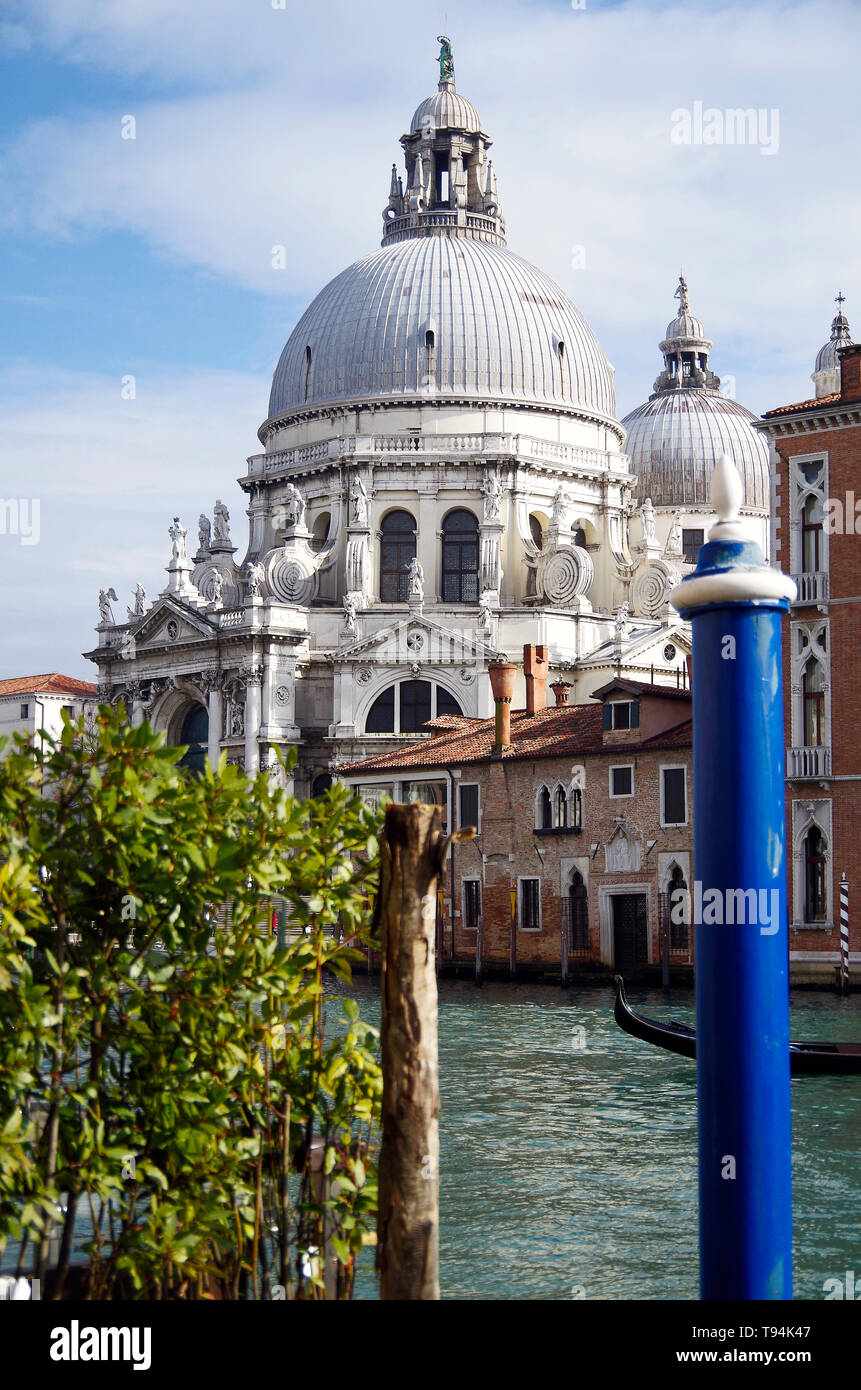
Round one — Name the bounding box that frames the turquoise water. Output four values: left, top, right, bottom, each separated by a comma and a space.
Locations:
346, 979, 861, 1301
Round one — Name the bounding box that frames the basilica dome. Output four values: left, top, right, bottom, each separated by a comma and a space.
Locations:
621, 276, 769, 510
267, 236, 617, 427
265, 67, 618, 434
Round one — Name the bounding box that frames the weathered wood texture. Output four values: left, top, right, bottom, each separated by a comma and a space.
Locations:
376, 803, 444, 1300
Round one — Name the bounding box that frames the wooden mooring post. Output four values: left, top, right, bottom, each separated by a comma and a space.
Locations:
376, 804, 473, 1299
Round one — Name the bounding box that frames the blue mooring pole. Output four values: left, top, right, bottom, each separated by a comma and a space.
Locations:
671, 455, 796, 1301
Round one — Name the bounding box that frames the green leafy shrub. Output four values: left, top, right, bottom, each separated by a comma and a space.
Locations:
0, 705, 382, 1299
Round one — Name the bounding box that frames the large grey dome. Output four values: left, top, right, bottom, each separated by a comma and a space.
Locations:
622, 391, 769, 509
267, 236, 618, 426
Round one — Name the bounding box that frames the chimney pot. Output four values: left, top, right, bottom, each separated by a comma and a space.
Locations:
489, 660, 517, 753
523, 643, 548, 715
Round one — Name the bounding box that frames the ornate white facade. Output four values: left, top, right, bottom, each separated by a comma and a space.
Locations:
85, 46, 696, 792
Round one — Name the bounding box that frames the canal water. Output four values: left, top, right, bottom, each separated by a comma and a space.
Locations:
344, 978, 861, 1301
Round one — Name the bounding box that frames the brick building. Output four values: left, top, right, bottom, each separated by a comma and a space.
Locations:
341, 647, 693, 981
759, 301, 861, 987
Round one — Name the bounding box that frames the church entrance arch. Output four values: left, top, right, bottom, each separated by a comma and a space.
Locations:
177, 702, 209, 776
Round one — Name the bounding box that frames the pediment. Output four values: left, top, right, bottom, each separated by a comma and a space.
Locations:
334, 613, 497, 666
128, 598, 218, 650
580, 621, 691, 668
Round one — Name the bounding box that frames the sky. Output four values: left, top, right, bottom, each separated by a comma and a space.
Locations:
1, 0, 859, 678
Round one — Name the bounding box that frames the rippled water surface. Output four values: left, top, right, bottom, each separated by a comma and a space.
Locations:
346, 980, 861, 1300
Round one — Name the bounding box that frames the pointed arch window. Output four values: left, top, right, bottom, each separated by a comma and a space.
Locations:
667, 864, 689, 951
554, 785, 568, 829
442, 510, 479, 603
570, 786, 583, 831
538, 786, 552, 830
568, 870, 589, 952
380, 510, 417, 603
801, 494, 823, 574
804, 827, 827, 923
802, 658, 825, 746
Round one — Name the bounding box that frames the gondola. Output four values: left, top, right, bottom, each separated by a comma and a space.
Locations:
613, 976, 861, 1076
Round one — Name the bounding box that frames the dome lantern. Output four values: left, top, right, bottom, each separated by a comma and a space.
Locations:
382, 37, 505, 248
812, 291, 853, 398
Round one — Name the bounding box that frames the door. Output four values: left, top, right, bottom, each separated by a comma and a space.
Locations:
612, 894, 649, 972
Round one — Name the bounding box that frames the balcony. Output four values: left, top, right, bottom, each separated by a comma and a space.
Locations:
791, 571, 829, 605
787, 745, 831, 779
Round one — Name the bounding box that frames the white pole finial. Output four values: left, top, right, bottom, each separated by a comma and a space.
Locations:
708, 454, 746, 542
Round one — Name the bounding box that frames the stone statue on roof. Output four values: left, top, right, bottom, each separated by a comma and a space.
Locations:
437, 35, 454, 83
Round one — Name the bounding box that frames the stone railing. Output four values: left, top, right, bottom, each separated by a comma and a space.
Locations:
786, 745, 831, 779
252, 433, 622, 476
791, 571, 829, 604
219, 609, 245, 629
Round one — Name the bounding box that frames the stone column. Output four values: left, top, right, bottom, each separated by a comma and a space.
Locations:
244, 667, 263, 775
207, 684, 223, 770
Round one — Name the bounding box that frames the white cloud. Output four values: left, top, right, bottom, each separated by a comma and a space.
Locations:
0, 364, 266, 677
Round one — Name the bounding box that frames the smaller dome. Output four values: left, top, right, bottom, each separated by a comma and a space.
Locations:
815, 295, 852, 372
410, 84, 481, 134
664, 310, 707, 344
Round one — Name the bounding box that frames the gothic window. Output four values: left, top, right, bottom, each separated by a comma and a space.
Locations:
568, 870, 589, 952
802, 658, 825, 746
667, 864, 689, 951
554, 785, 568, 829
364, 681, 462, 735
380, 510, 417, 602
177, 703, 209, 777
801, 494, 823, 573
804, 827, 827, 923
570, 786, 583, 830
537, 786, 552, 829
442, 509, 479, 603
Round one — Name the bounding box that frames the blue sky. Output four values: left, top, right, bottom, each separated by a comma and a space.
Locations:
1, 0, 859, 677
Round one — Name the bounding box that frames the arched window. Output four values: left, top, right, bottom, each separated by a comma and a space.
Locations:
573, 526, 587, 550
568, 870, 589, 952
802, 658, 825, 746
425, 329, 436, 383
805, 827, 827, 923
668, 864, 689, 951
554, 785, 568, 829
801, 494, 823, 574
309, 511, 330, 554
537, 786, 552, 830
365, 681, 462, 735
177, 703, 208, 777
380, 510, 417, 603
570, 786, 583, 830
311, 773, 333, 798
529, 514, 545, 551
303, 345, 312, 402
442, 509, 479, 603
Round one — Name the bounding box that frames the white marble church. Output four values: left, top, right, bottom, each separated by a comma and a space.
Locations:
85, 41, 769, 793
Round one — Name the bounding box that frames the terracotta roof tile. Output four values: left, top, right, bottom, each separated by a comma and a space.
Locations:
0, 673, 97, 698
340, 702, 692, 776
762, 393, 840, 417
